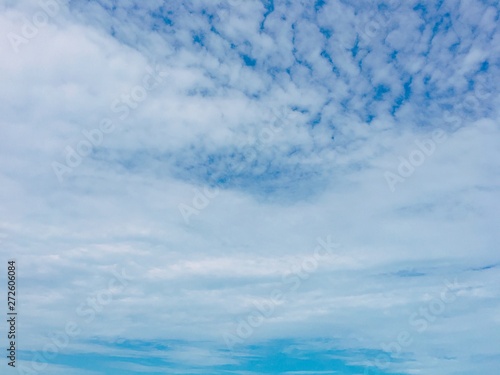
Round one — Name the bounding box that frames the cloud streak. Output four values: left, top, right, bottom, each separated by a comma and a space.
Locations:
0, 0, 499, 374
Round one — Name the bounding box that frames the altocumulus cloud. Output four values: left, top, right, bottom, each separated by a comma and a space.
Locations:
0, 0, 499, 374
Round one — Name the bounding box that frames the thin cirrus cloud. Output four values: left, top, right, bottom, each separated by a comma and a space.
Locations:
0, 0, 499, 374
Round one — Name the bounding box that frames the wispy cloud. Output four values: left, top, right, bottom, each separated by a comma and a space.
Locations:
1, 0, 499, 374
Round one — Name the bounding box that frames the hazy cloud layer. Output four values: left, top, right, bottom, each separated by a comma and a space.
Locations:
0, 0, 499, 374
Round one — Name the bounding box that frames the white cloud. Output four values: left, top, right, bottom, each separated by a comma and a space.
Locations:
0, 0, 499, 374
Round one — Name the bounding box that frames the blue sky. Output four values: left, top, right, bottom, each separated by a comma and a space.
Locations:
1, 0, 499, 374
